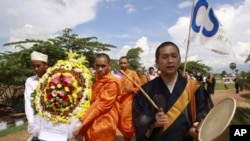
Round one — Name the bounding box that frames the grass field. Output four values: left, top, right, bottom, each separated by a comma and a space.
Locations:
204, 78, 235, 90
215, 83, 234, 90
0, 122, 27, 137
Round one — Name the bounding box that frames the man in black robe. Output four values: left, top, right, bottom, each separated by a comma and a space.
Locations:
132, 41, 213, 141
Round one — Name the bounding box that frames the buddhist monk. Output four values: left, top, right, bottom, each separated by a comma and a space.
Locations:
75, 53, 122, 141
118, 56, 141, 141
136, 67, 150, 85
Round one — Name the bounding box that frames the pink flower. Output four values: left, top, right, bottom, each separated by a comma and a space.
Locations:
63, 75, 72, 84
52, 90, 57, 97
59, 91, 65, 96
59, 98, 63, 103
51, 74, 60, 84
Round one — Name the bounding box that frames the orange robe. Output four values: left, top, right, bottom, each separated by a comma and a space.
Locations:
79, 73, 121, 141
118, 69, 141, 138
139, 74, 150, 85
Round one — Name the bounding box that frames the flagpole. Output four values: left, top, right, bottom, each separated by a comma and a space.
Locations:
183, 0, 196, 75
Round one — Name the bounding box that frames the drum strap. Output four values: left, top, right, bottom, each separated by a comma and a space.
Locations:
163, 79, 199, 131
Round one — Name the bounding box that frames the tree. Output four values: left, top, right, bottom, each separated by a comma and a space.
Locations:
3, 28, 116, 67
221, 70, 227, 77
126, 47, 143, 70
245, 53, 250, 63
54, 28, 116, 67
179, 60, 212, 75
110, 59, 120, 71
235, 69, 239, 74
229, 62, 237, 74
0, 28, 116, 108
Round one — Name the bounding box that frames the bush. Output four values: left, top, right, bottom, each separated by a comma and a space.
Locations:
231, 107, 250, 124
0, 86, 25, 115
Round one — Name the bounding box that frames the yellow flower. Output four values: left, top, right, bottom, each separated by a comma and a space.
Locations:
57, 83, 62, 88
64, 87, 70, 92
33, 50, 92, 124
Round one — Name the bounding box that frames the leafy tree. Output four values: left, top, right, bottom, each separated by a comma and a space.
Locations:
0, 28, 116, 109
4, 28, 116, 67
229, 62, 236, 73
245, 53, 250, 63
243, 53, 250, 90
235, 69, 239, 74
110, 59, 119, 71
240, 71, 250, 90
54, 28, 116, 67
126, 47, 143, 70
221, 70, 227, 77
180, 60, 212, 75
109, 47, 144, 72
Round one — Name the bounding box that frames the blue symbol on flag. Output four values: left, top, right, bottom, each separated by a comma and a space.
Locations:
192, 0, 219, 37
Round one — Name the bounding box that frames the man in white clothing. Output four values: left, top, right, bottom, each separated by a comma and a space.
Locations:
147, 67, 157, 80
24, 51, 48, 141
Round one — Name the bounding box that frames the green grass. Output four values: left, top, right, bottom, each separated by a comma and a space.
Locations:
0, 122, 27, 137
231, 107, 250, 124
214, 82, 235, 90
232, 93, 250, 125
241, 93, 250, 100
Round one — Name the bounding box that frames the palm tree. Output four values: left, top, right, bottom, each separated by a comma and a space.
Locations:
229, 62, 236, 74
245, 53, 250, 63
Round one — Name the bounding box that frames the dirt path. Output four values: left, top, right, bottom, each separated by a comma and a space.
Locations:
213, 89, 250, 108
0, 89, 249, 141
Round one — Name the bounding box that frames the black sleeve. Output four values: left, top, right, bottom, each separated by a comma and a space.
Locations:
195, 86, 214, 121
132, 87, 156, 141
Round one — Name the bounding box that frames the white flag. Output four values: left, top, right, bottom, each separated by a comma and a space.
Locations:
190, 0, 232, 55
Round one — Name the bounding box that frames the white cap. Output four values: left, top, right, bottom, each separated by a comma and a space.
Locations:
31, 51, 48, 63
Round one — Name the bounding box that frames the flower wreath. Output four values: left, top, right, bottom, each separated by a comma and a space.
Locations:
33, 50, 92, 124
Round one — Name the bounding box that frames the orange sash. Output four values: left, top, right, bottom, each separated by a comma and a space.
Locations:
163, 79, 199, 131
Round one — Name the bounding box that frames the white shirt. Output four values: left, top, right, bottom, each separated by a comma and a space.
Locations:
24, 75, 39, 132
148, 73, 157, 80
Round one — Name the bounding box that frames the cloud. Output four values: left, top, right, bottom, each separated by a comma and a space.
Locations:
112, 34, 132, 39
143, 6, 156, 11
167, 1, 250, 73
135, 37, 150, 54
0, 0, 101, 42
106, 0, 119, 2
168, 17, 189, 42
1, 0, 249, 73
110, 0, 250, 73
107, 43, 134, 60
9, 24, 50, 42
124, 4, 136, 14
178, 1, 193, 9
136, 37, 157, 69
116, 36, 159, 69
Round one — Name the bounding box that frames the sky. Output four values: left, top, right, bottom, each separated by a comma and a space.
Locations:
0, 0, 249, 73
